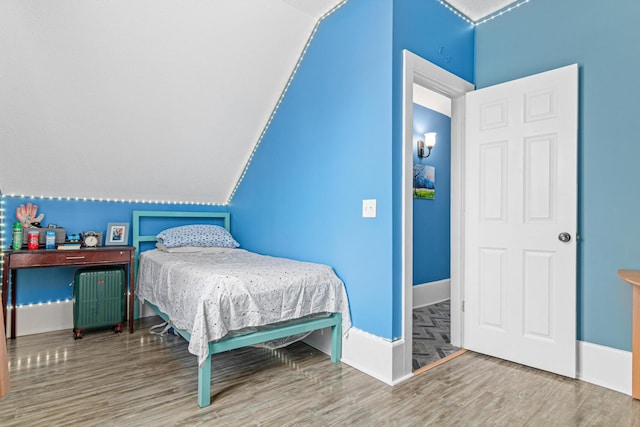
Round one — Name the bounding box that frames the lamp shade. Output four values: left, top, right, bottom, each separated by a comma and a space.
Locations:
424, 132, 437, 149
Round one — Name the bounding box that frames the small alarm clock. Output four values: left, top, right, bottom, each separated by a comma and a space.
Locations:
82, 231, 101, 248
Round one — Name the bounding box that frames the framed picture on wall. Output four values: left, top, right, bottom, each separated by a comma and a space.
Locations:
105, 222, 129, 246
413, 165, 435, 200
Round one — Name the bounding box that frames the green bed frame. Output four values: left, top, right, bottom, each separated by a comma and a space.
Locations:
132, 210, 343, 408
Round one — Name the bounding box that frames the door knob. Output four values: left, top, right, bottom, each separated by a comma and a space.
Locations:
558, 232, 571, 242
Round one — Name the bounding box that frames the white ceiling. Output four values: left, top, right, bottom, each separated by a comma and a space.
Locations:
443, 0, 521, 22
0, 0, 345, 204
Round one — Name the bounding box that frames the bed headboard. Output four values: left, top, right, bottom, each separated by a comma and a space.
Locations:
132, 210, 231, 265
131, 210, 231, 319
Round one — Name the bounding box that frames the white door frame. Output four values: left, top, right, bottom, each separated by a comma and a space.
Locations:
401, 50, 474, 375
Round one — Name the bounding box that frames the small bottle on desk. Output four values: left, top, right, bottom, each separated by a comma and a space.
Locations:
45, 230, 56, 249
11, 222, 22, 250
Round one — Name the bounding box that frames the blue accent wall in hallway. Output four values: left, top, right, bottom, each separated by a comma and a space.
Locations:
412, 105, 451, 285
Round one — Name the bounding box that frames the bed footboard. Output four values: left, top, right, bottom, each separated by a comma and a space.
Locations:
144, 302, 342, 408
197, 313, 342, 407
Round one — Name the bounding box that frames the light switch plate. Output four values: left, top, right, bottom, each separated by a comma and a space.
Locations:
362, 199, 376, 218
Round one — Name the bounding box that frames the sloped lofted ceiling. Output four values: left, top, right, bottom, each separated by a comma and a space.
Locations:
0, 0, 345, 205
0, 0, 517, 205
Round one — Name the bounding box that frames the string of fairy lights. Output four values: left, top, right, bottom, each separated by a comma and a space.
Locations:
1, 0, 528, 312
0, 193, 224, 310
437, 0, 531, 26
0, 2, 355, 312
228, 0, 530, 202
226, 0, 349, 203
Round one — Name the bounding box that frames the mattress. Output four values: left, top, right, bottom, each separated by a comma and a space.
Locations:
136, 247, 351, 363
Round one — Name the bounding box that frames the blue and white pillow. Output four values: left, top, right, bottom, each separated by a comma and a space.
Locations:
156, 225, 240, 249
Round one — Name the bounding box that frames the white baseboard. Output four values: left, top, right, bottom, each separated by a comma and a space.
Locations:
7, 299, 155, 337
7, 301, 74, 337
304, 327, 412, 386
307, 333, 632, 395
413, 279, 451, 308
577, 340, 631, 395
139, 301, 156, 318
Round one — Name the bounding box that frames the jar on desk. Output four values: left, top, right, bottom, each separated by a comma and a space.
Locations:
27, 230, 39, 250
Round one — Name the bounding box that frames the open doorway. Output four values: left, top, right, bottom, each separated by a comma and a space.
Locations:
400, 50, 474, 376
410, 86, 459, 371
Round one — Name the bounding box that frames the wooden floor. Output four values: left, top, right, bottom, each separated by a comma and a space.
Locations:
2, 316, 640, 426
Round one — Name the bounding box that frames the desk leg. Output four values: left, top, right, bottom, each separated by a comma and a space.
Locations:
10, 270, 16, 340
1, 261, 8, 338
123, 269, 128, 331
128, 257, 135, 334
634, 286, 640, 399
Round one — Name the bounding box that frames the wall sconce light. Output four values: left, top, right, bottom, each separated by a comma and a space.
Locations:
417, 132, 437, 158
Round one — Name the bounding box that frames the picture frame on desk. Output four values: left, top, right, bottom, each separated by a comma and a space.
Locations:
105, 222, 129, 246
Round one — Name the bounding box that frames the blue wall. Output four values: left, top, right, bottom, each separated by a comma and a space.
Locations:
412, 105, 451, 285
1, 195, 226, 305
231, 0, 474, 340
230, 0, 395, 339
475, 0, 640, 351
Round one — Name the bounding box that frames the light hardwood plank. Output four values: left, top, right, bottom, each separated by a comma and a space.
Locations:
1, 316, 639, 426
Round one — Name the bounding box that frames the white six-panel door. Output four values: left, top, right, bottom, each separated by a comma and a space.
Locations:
464, 64, 578, 377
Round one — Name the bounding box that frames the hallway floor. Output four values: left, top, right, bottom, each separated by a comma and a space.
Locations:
413, 300, 459, 370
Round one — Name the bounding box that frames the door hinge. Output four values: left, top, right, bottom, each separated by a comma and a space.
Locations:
462, 300, 465, 312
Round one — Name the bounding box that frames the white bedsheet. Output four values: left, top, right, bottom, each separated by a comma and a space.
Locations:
136, 248, 351, 364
